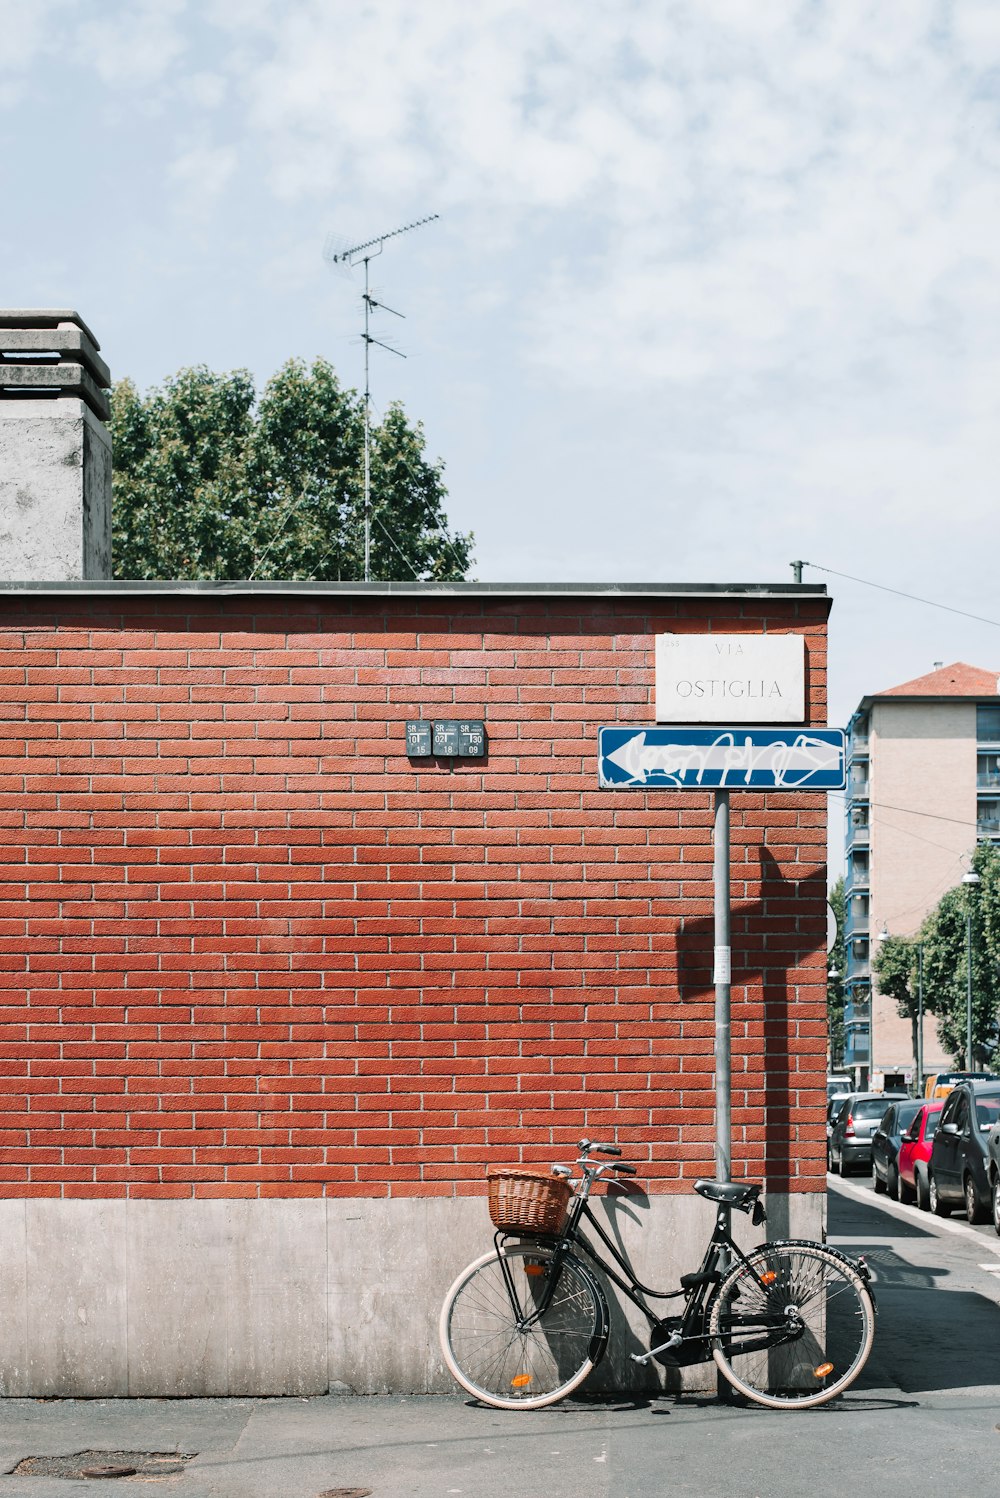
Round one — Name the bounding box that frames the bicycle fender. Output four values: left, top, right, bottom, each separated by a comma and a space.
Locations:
565, 1252, 611, 1368
741, 1238, 879, 1316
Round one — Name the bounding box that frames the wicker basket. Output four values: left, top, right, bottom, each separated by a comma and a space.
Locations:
487, 1168, 572, 1236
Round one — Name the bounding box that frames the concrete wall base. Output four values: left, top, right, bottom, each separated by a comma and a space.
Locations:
0, 1191, 823, 1397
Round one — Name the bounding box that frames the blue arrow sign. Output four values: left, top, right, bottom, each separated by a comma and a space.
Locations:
599, 726, 846, 789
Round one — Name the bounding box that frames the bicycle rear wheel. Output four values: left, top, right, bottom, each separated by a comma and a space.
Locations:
439, 1243, 606, 1410
709, 1241, 875, 1409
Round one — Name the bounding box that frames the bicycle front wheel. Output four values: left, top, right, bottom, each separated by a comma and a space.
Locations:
709, 1242, 875, 1409
439, 1243, 606, 1410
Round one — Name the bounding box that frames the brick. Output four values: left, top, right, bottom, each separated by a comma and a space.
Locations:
0, 597, 829, 1197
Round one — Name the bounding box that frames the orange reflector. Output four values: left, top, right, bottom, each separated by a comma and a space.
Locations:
814, 1362, 834, 1379
760, 1271, 778, 1285
511, 1374, 533, 1388
524, 1265, 545, 1277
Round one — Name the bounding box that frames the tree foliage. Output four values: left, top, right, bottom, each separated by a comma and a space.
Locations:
919, 842, 1000, 1067
110, 359, 473, 581
827, 875, 846, 1067
871, 930, 921, 1069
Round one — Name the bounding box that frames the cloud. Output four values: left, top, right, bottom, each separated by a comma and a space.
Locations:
75, 0, 189, 89
168, 140, 238, 216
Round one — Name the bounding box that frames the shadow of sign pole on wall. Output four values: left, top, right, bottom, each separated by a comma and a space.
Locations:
598, 726, 848, 1209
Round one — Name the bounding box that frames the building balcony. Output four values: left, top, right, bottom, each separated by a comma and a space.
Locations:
843, 1030, 870, 1066
978, 773, 1000, 791
846, 823, 870, 848
844, 1000, 871, 1025
844, 911, 869, 938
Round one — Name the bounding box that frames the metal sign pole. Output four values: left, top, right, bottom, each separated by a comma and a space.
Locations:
713, 789, 731, 1186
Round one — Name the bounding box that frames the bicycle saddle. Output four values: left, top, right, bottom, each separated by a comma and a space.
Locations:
693, 1179, 761, 1209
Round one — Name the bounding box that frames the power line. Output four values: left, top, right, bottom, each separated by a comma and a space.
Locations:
800, 562, 1000, 630
828, 789, 984, 831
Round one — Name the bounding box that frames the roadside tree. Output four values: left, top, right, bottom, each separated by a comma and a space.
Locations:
110, 358, 473, 581
920, 842, 1000, 1067
827, 875, 847, 1067
871, 930, 922, 1071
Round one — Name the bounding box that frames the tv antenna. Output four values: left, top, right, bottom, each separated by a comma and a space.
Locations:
324, 212, 440, 581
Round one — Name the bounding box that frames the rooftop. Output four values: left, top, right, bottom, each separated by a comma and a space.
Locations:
869, 661, 1000, 701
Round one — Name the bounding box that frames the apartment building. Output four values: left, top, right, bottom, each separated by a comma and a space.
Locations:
843, 662, 1000, 1088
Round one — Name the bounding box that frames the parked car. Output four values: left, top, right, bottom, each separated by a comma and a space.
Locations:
897, 1101, 944, 1207
986, 1122, 1000, 1235
927, 1080, 1000, 1221
826, 1092, 852, 1167
827, 1074, 852, 1100
828, 1091, 909, 1176
871, 1097, 925, 1198
924, 1070, 1000, 1100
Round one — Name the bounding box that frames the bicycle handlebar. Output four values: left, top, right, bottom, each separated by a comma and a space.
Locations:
556, 1142, 639, 1192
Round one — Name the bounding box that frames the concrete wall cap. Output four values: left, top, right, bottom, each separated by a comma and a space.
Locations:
0, 326, 111, 388
0, 363, 110, 421
0, 578, 831, 602
0, 309, 101, 347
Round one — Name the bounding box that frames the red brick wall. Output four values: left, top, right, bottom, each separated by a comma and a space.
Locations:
0, 591, 829, 1201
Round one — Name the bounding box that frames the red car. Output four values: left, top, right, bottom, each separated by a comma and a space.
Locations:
897, 1101, 944, 1208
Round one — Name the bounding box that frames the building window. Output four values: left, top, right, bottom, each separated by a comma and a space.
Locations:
978, 798, 1000, 836
977, 704, 1000, 743
978, 753, 1000, 789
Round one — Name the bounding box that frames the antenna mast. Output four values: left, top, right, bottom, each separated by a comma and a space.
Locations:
324, 213, 440, 582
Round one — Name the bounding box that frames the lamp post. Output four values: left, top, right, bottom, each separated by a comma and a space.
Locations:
874, 922, 890, 1090
916, 942, 924, 1094
963, 868, 981, 1072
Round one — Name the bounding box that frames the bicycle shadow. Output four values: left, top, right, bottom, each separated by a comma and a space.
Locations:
574, 1181, 708, 1396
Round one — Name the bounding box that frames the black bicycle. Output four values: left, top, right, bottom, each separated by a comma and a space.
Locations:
439, 1140, 876, 1411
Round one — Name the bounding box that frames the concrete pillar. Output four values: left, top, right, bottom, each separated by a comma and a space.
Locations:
0, 310, 112, 580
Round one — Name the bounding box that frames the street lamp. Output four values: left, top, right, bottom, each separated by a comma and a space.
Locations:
963, 868, 981, 1072
915, 941, 924, 1095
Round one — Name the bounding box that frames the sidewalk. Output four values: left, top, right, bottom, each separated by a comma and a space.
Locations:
1, 1184, 998, 1498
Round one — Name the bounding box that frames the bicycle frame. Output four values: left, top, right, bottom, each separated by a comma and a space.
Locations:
496, 1185, 803, 1367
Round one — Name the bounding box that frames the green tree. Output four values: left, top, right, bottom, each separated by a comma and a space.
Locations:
827, 875, 847, 1068
871, 931, 920, 1070
110, 358, 473, 581
920, 842, 1000, 1067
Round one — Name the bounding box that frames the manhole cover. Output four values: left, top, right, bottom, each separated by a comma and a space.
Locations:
12, 1450, 196, 1481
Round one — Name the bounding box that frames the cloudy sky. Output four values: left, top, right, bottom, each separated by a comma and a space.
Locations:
4, 0, 1000, 864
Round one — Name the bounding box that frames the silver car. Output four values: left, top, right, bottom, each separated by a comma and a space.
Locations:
829, 1091, 909, 1175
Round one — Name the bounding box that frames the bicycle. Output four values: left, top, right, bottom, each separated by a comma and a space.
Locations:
439, 1139, 876, 1411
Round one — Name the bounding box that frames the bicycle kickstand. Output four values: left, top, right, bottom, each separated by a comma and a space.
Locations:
630, 1331, 682, 1366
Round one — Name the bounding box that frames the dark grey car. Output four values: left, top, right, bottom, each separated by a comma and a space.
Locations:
829, 1091, 909, 1175
986, 1121, 1000, 1234
927, 1081, 1000, 1222
871, 1097, 923, 1196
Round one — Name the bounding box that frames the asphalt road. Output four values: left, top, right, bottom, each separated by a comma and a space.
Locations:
834, 1159, 1000, 1245
1, 1182, 999, 1498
